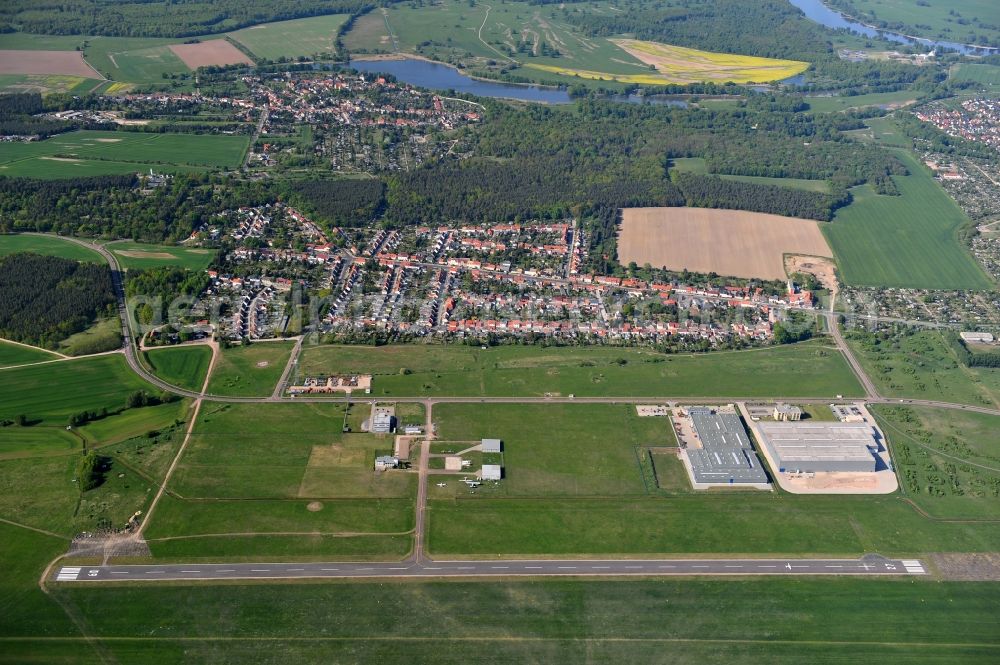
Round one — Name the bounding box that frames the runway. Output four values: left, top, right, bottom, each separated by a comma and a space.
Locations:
53, 555, 926, 583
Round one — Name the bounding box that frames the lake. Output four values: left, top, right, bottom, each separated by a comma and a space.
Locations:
349, 58, 572, 104
788, 0, 997, 55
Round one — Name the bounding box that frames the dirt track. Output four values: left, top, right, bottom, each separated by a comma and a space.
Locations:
618, 207, 833, 280
169, 40, 253, 69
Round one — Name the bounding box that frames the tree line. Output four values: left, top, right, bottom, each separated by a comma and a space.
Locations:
1, 0, 374, 38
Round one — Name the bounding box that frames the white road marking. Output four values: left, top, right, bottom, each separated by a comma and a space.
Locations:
250, 569, 270, 572
320, 568, 340, 571
491, 566, 509, 569
557, 566, 577, 570
591, 566, 610, 569
758, 565, 778, 568
524, 566, 543, 569
180, 570, 200, 573
724, 565, 743, 569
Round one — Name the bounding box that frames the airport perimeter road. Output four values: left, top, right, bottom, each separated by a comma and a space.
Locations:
53, 556, 926, 583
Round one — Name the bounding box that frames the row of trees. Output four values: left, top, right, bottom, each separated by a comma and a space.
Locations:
1, 0, 373, 38
671, 172, 848, 221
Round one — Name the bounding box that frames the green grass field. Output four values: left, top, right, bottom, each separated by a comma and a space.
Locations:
0, 233, 101, 262
425, 402, 1000, 556
669, 157, 831, 192
0, 130, 249, 180
805, 90, 920, 113
845, 328, 1000, 408
874, 405, 1000, 520
229, 15, 350, 61
2, 578, 989, 663
0, 354, 158, 425
824, 149, 993, 289
56, 317, 123, 356
143, 401, 415, 558
144, 345, 213, 392
841, 0, 1000, 47
951, 63, 1000, 90
0, 340, 60, 368
206, 341, 294, 397
107, 241, 216, 271
431, 403, 667, 498
296, 341, 863, 398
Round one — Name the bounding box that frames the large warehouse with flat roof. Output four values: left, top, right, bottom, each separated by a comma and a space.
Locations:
756, 422, 878, 473
686, 407, 769, 485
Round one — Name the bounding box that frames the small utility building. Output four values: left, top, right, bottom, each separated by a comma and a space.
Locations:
757, 422, 878, 473
481, 438, 502, 453
481, 464, 502, 481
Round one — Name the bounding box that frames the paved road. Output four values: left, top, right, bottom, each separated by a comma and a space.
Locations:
53, 555, 925, 583
824, 311, 881, 399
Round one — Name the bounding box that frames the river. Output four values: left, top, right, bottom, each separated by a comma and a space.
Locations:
787, 0, 997, 55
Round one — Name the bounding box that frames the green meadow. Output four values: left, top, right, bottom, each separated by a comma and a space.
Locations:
845, 328, 1000, 408
951, 63, 1000, 90
229, 15, 350, 61
0, 340, 60, 368
669, 157, 831, 192
874, 405, 1000, 520
144, 402, 415, 559
143, 345, 213, 392
206, 341, 295, 397
0, 354, 158, 425
0, 130, 249, 179
804, 90, 920, 113
425, 403, 1000, 556
0, 233, 101, 262
297, 340, 863, 398
107, 241, 216, 271
824, 149, 992, 289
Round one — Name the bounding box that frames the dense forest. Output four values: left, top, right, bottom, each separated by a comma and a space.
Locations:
385, 98, 904, 226
291, 179, 386, 228
125, 267, 210, 325
0, 174, 277, 241
0, 0, 373, 37
0, 253, 115, 348
671, 173, 847, 221
0, 93, 86, 138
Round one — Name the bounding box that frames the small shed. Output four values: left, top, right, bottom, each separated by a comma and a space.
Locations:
481, 464, 502, 481
481, 438, 502, 453
374, 455, 399, 471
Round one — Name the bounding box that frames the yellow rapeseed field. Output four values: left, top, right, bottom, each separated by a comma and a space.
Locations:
526, 39, 809, 85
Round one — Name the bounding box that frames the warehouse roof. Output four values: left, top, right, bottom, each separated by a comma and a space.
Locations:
686, 407, 768, 484
756, 422, 877, 464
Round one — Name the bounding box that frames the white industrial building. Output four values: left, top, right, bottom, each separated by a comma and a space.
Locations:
756, 422, 879, 473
